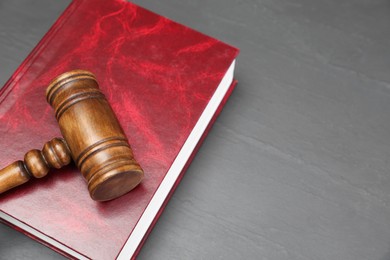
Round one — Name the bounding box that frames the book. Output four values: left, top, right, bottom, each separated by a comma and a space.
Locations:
0, 0, 238, 259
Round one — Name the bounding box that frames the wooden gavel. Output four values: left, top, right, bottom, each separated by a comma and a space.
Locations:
0, 70, 144, 201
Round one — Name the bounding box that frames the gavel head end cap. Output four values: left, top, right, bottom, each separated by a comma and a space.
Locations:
46, 70, 97, 105
89, 165, 144, 201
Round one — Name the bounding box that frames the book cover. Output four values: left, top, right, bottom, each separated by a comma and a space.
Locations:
0, 0, 238, 259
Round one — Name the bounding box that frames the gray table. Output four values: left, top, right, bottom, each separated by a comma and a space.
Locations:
1, 0, 390, 259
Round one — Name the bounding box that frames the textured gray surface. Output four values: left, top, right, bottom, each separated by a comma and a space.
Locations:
1, 0, 390, 259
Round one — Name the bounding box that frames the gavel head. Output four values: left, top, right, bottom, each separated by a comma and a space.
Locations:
46, 70, 144, 201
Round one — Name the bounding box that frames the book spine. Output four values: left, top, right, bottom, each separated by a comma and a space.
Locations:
0, 0, 87, 257
0, 0, 83, 106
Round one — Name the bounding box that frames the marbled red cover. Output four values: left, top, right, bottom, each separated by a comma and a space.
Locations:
0, 0, 238, 259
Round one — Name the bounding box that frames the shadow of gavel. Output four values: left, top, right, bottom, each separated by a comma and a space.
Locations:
0, 70, 144, 201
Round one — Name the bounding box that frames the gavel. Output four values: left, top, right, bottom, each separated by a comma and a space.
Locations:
0, 70, 144, 201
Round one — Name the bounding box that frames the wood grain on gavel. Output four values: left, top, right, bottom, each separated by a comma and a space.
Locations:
0, 70, 144, 201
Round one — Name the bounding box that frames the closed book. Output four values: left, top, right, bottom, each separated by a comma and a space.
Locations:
0, 0, 238, 259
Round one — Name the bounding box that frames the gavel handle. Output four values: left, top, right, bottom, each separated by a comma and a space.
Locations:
0, 138, 72, 194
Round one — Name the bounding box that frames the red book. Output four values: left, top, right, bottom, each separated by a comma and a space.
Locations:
0, 0, 238, 259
